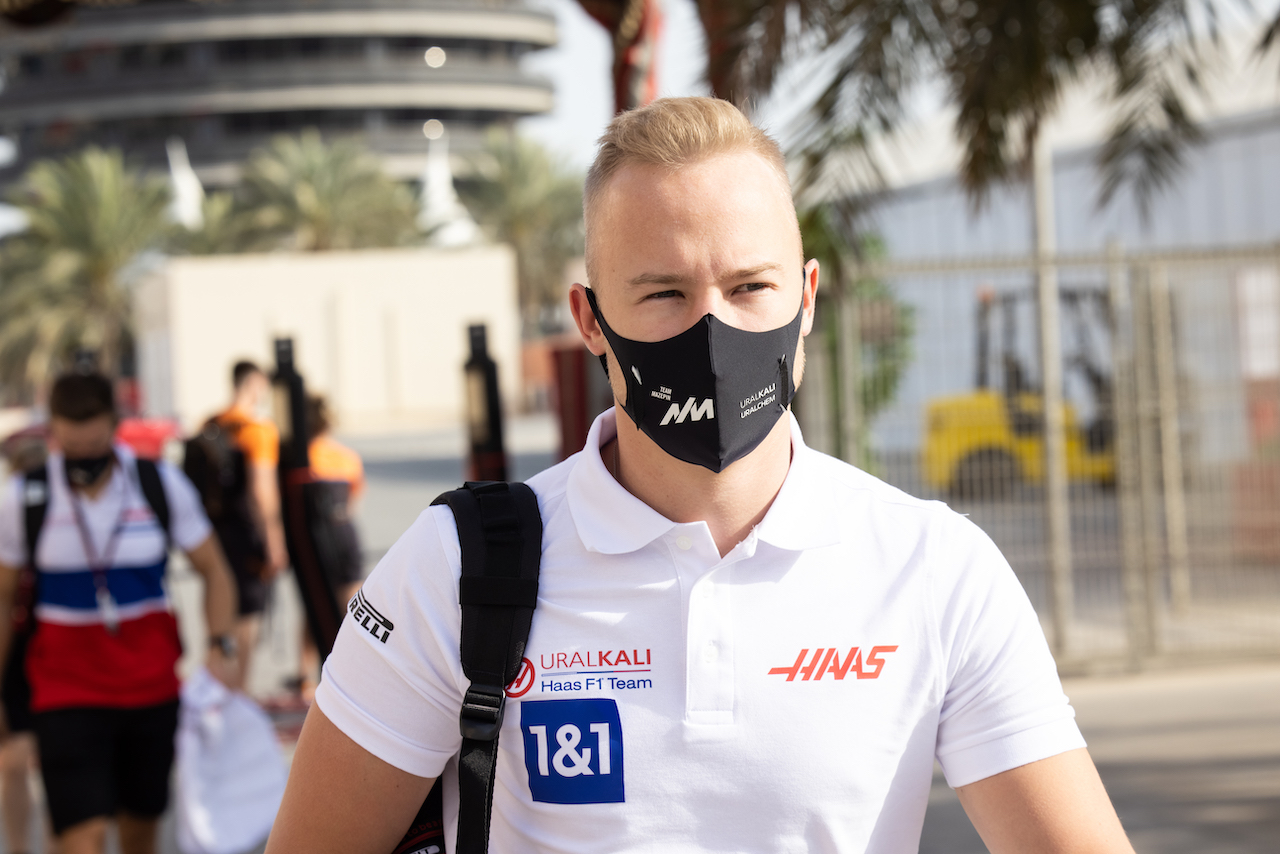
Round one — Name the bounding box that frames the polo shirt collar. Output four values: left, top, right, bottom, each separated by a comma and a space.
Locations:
567, 409, 842, 555
752, 415, 843, 551
567, 409, 678, 554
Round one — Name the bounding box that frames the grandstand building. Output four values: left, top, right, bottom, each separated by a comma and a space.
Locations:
0, 0, 556, 183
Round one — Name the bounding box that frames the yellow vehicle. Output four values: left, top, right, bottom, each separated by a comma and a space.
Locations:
923, 287, 1115, 499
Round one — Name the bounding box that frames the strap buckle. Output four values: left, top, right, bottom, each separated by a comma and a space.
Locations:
459, 683, 506, 741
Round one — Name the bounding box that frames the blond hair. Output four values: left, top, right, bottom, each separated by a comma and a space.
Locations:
584, 97, 795, 286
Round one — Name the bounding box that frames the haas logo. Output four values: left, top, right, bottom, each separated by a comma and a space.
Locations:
660, 397, 714, 425
506, 657, 536, 698
768, 646, 898, 681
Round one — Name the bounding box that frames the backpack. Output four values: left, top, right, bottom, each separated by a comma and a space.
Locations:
389, 480, 543, 854
182, 418, 247, 523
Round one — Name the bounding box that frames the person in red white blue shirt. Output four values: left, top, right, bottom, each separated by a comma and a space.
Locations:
0, 372, 238, 854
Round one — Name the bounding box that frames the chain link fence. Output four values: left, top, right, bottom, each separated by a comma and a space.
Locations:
795, 245, 1280, 672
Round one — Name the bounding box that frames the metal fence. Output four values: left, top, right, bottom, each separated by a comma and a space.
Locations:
795, 244, 1280, 672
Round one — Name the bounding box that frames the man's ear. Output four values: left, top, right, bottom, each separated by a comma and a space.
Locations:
800, 259, 820, 338
569, 283, 608, 357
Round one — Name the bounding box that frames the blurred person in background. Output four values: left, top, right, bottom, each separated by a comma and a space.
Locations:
0, 371, 238, 854
295, 394, 365, 703
0, 438, 50, 854
187, 361, 288, 688
0, 729, 45, 854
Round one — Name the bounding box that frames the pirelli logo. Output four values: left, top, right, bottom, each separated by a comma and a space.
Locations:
348, 589, 394, 643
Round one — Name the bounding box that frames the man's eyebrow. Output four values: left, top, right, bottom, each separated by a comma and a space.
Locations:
626, 271, 688, 287
725, 262, 785, 280
625, 263, 786, 288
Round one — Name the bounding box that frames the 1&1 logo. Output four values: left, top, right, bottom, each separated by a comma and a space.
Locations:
520, 699, 624, 804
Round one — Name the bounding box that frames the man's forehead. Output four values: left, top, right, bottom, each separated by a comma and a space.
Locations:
597, 149, 792, 207
586, 150, 801, 290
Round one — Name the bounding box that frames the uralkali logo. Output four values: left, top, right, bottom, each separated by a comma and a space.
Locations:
533, 648, 655, 695
540, 649, 652, 671
660, 397, 714, 426
768, 646, 899, 681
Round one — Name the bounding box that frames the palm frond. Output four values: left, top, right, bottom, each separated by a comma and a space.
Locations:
697, 0, 1234, 215
1095, 71, 1203, 214
239, 130, 416, 251
1259, 7, 1280, 53
1, 147, 168, 388
461, 131, 584, 329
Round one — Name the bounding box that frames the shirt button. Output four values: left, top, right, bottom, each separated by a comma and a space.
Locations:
699, 585, 713, 600
676, 535, 693, 551
703, 643, 718, 663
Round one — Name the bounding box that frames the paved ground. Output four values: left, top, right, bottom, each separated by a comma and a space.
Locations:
7, 414, 1279, 852
878, 455, 1280, 664
919, 662, 1280, 853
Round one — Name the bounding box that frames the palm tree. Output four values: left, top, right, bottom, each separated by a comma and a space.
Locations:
169, 190, 266, 256
238, 130, 417, 252
585, 0, 1280, 210
0, 147, 170, 394
462, 131, 585, 331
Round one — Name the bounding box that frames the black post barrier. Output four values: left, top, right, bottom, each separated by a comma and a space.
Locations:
464, 324, 508, 481
272, 338, 344, 662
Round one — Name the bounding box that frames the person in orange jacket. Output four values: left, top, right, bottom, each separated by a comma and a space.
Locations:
297, 395, 365, 702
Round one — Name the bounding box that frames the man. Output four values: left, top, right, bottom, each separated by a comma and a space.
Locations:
296, 394, 366, 701
0, 371, 238, 854
268, 98, 1134, 852
203, 360, 288, 684
0, 433, 47, 854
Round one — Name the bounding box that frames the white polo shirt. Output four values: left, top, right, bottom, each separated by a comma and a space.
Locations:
317, 409, 1084, 853
0, 444, 211, 711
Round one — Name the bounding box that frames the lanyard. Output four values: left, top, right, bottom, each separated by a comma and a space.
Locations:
67, 470, 129, 634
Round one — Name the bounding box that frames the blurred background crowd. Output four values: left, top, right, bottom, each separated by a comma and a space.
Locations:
0, 0, 1277, 852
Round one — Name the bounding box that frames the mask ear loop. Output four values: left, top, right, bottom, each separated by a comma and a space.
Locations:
778, 354, 792, 409
622, 367, 645, 424
585, 288, 645, 423
781, 272, 807, 408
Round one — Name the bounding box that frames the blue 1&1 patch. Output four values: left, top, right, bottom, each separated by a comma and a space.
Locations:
520, 699, 625, 804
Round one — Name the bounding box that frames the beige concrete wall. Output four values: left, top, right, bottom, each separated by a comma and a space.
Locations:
134, 245, 520, 434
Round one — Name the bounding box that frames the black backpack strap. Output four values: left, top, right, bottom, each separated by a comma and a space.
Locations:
431, 480, 542, 854
135, 459, 172, 545
12, 465, 51, 643
21, 465, 49, 573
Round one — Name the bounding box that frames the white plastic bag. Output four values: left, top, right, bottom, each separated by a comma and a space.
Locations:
175, 667, 288, 854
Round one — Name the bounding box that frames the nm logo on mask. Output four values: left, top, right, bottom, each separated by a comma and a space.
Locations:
659, 397, 714, 426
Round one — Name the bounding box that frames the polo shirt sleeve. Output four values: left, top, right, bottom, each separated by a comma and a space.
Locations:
157, 461, 213, 553
0, 477, 24, 568
932, 513, 1086, 788
314, 504, 466, 779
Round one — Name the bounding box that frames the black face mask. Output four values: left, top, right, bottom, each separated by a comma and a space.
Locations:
65, 453, 114, 489
586, 286, 805, 473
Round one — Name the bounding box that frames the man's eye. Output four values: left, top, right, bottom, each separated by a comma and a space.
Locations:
645, 290, 681, 300
737, 282, 768, 294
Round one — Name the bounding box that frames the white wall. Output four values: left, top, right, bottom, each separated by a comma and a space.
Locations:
134, 245, 520, 434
